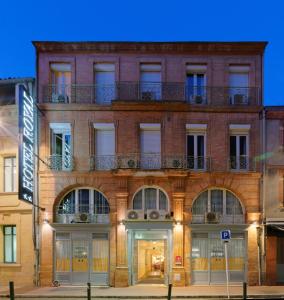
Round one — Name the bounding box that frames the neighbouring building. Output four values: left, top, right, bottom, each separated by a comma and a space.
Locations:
34, 41, 267, 287
264, 106, 284, 285
0, 78, 35, 286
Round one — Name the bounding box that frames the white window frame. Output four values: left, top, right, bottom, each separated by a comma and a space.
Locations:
132, 187, 169, 212
186, 124, 207, 170
49, 123, 72, 171
192, 188, 244, 216
4, 156, 16, 192
139, 64, 162, 100
229, 125, 250, 171
186, 65, 207, 103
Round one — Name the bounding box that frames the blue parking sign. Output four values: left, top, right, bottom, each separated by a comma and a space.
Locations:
221, 230, 231, 241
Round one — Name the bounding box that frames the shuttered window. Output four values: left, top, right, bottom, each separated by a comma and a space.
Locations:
94, 63, 115, 104
140, 124, 161, 169
94, 124, 115, 170
141, 130, 161, 154
95, 129, 115, 156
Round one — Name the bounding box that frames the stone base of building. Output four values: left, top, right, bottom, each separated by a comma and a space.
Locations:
172, 267, 186, 286
115, 267, 129, 287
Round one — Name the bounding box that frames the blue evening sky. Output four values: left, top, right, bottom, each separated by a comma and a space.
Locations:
0, 0, 283, 105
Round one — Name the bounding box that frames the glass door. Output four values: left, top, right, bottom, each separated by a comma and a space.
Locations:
209, 237, 226, 284
91, 233, 109, 285
72, 240, 89, 284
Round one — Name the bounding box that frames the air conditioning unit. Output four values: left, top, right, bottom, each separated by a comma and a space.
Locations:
141, 91, 154, 101
233, 94, 247, 105
205, 212, 220, 224
171, 159, 181, 169
74, 213, 90, 223
147, 209, 168, 220
194, 95, 204, 104
127, 209, 144, 220
127, 159, 138, 169
52, 93, 68, 103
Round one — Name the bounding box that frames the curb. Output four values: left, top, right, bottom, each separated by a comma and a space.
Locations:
1, 295, 284, 299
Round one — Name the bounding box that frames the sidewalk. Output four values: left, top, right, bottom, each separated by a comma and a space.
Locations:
0, 285, 284, 299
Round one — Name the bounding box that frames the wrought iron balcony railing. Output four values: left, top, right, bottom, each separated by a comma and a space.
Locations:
90, 154, 211, 171
55, 204, 109, 224
228, 155, 256, 171
90, 155, 116, 170
47, 154, 74, 171
41, 83, 261, 105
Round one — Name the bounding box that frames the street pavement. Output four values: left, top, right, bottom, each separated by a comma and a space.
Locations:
1, 284, 284, 299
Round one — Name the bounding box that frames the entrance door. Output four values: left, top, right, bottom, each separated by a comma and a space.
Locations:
191, 232, 245, 285
72, 239, 89, 284
136, 240, 165, 284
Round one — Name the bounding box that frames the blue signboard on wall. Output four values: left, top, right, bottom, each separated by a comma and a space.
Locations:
18, 84, 35, 203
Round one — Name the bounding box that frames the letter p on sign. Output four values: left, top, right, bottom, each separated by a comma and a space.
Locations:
221, 230, 231, 241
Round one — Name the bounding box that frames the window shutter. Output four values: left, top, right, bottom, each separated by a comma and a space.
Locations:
50, 63, 71, 72
140, 64, 161, 82
96, 129, 115, 155
141, 130, 161, 154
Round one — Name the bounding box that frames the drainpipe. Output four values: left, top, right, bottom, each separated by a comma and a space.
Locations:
261, 107, 266, 285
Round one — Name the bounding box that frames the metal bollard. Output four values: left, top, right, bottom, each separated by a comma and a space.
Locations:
167, 283, 172, 300
87, 282, 91, 300
9, 281, 15, 300
243, 282, 247, 300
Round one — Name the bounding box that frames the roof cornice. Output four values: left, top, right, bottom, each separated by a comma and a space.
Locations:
32, 41, 268, 55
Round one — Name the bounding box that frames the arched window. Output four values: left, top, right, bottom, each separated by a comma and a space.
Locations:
192, 188, 243, 223
132, 187, 169, 212
57, 188, 110, 216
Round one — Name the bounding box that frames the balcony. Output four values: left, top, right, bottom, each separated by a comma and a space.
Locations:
47, 154, 74, 171
42, 83, 261, 106
55, 205, 109, 224
228, 156, 256, 172
90, 154, 211, 171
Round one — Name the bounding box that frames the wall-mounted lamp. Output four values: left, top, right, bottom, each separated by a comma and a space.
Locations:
43, 218, 50, 224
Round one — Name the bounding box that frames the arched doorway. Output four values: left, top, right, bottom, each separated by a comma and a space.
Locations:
126, 186, 172, 285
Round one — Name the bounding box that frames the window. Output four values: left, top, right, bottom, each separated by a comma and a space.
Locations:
230, 135, 248, 170
4, 157, 16, 192
94, 123, 115, 170
94, 63, 115, 104
186, 124, 207, 170
56, 188, 110, 224
192, 189, 244, 224
50, 123, 72, 171
186, 65, 207, 104
3, 226, 16, 263
133, 187, 168, 212
229, 66, 249, 104
140, 64, 161, 100
50, 63, 71, 103
140, 124, 161, 169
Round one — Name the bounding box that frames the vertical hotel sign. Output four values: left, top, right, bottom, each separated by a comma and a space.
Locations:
18, 84, 35, 203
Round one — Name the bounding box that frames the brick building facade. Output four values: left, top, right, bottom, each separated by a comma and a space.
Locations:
34, 41, 266, 287
264, 107, 284, 285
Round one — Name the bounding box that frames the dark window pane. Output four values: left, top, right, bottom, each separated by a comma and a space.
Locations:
145, 188, 157, 210
187, 135, 194, 156
58, 191, 75, 214
78, 189, 89, 213
210, 190, 223, 214
239, 136, 247, 156
94, 191, 110, 214
133, 190, 143, 209
230, 136, 236, 156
